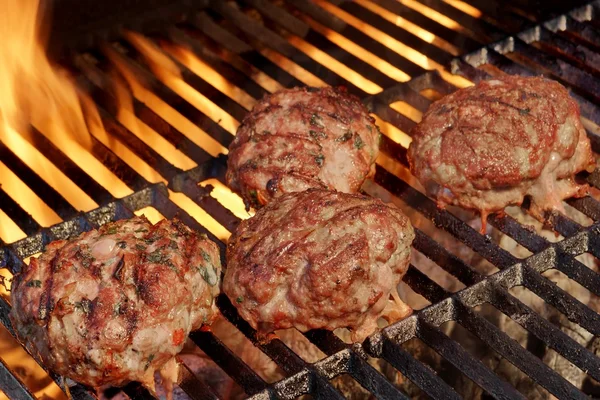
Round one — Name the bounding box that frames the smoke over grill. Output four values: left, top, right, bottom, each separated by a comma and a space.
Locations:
1, 0, 600, 399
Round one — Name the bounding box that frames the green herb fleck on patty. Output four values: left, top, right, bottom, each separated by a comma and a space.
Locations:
354, 134, 364, 149
314, 154, 325, 167
336, 131, 353, 143
26, 280, 42, 288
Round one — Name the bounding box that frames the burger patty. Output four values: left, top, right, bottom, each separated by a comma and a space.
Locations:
223, 189, 414, 342
226, 86, 380, 209
10, 216, 221, 389
408, 75, 595, 219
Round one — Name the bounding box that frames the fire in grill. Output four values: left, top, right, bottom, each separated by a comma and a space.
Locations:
1, 0, 600, 399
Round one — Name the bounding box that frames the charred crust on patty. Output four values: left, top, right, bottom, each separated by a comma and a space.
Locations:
9, 216, 222, 388
223, 189, 414, 342
408, 75, 595, 223
226, 86, 381, 208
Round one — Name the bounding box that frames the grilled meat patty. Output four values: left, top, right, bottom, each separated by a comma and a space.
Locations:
10, 216, 221, 389
226, 86, 380, 209
408, 76, 595, 220
223, 189, 414, 342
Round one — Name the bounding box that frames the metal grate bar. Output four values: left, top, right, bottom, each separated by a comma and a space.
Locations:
521, 265, 600, 336
489, 286, 600, 382
190, 12, 304, 89
189, 330, 267, 396
178, 362, 220, 400
27, 127, 115, 206
340, 1, 455, 64
167, 27, 271, 101
0, 189, 41, 236
403, 265, 450, 304
371, 0, 483, 51
208, 0, 366, 96
0, 357, 36, 400
375, 166, 519, 268
455, 302, 587, 399
413, 229, 484, 286
379, 325, 462, 399
416, 0, 507, 42
417, 318, 527, 399
0, 142, 77, 220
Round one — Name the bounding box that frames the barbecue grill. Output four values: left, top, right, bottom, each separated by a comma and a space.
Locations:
1, 0, 600, 398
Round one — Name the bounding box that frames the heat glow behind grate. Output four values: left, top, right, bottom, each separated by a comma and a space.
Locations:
2, 0, 600, 399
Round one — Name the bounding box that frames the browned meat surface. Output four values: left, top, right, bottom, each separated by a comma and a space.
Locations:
408, 75, 595, 220
10, 216, 221, 390
223, 189, 414, 342
226, 86, 380, 208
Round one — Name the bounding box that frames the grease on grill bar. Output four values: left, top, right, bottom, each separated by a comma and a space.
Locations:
1, 0, 600, 399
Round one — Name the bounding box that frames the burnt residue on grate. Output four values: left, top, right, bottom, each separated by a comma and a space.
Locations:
2, 0, 600, 399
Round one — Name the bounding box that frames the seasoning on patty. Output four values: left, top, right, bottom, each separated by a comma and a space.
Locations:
223, 189, 414, 342
10, 216, 221, 390
408, 75, 595, 227
227, 86, 381, 209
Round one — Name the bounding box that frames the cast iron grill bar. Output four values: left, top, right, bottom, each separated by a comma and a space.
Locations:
278, 1, 431, 79
96, 44, 234, 149
380, 332, 463, 399
412, 229, 484, 286
374, 166, 519, 269
339, 2, 456, 64
0, 357, 36, 400
178, 362, 221, 400
488, 285, 600, 382
0, 189, 41, 236
415, 0, 506, 42
120, 40, 250, 124
369, 0, 484, 51
171, 24, 300, 92
75, 56, 215, 167
27, 127, 115, 206
520, 265, 600, 336
303, 331, 410, 400
188, 330, 268, 395
207, 0, 367, 96
166, 27, 271, 101
417, 319, 527, 400
455, 302, 588, 399
190, 12, 305, 89
0, 141, 78, 220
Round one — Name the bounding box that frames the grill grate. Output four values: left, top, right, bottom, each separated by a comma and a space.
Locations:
1, 0, 600, 399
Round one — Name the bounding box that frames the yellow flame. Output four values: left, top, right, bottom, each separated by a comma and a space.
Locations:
442, 0, 483, 17
299, 14, 411, 82
389, 101, 423, 123
0, 0, 90, 148
0, 324, 67, 400
286, 35, 382, 94
163, 43, 257, 111
0, 210, 26, 244
200, 179, 251, 221
111, 72, 197, 171
314, 0, 472, 89
356, 0, 460, 56
0, 161, 62, 227
135, 207, 165, 224
120, 31, 240, 135
372, 115, 412, 148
